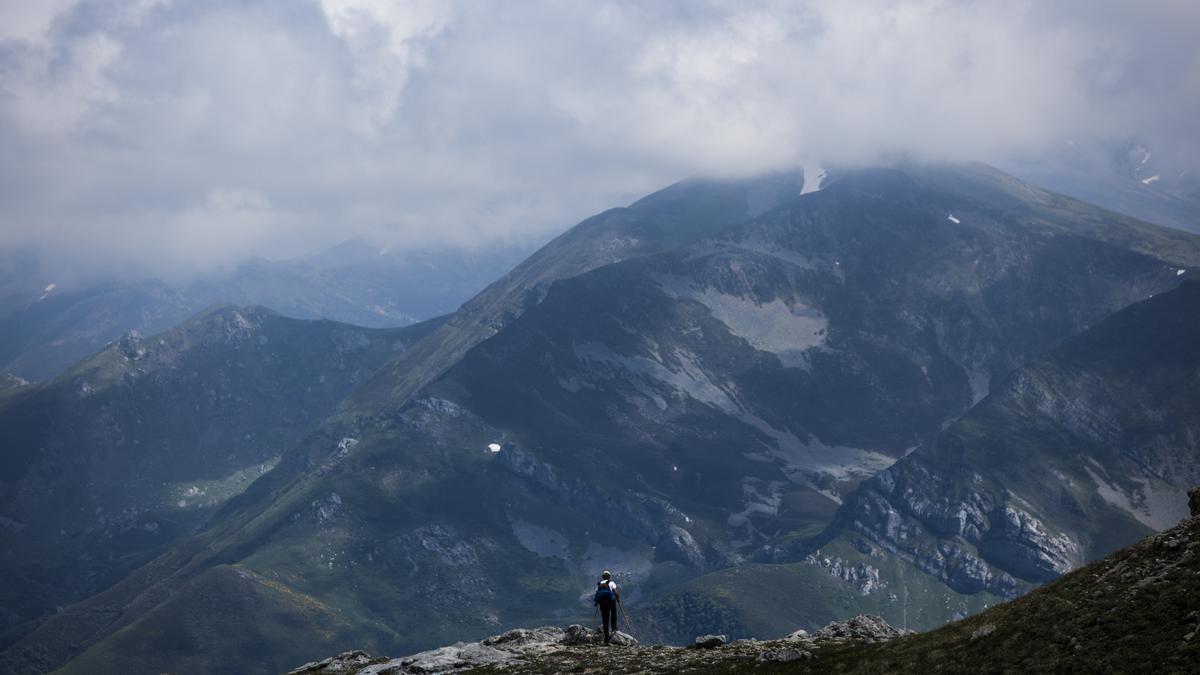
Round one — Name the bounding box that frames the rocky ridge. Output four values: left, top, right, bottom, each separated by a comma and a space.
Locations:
288, 615, 907, 674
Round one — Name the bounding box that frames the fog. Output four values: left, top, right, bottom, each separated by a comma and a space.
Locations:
1, 0, 1197, 281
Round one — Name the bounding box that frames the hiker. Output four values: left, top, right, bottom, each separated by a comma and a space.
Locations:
593, 570, 620, 643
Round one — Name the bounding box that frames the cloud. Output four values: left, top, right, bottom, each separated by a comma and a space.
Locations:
0, 0, 1197, 281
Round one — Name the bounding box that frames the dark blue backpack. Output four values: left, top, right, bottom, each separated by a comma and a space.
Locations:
594, 581, 615, 604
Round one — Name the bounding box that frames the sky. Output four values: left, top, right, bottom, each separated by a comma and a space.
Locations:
1, 0, 1198, 281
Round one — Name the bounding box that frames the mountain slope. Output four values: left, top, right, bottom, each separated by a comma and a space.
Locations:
348, 169, 809, 415
0, 306, 441, 649
288, 488, 1200, 673
16, 163, 1200, 674
634, 278, 1200, 642
821, 278, 1200, 591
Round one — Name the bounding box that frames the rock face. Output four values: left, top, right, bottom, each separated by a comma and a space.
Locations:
1189, 485, 1200, 518
829, 281, 1200, 602
825, 490, 1200, 673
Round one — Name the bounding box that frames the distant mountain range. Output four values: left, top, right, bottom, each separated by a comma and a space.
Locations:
0, 307, 442, 651
0, 241, 529, 382
1005, 139, 1200, 236
5, 162, 1198, 674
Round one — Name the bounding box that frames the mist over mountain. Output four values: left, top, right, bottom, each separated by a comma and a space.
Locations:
3, 1, 1199, 283
7, 163, 1198, 674
0, 239, 528, 382
2, 3, 1199, 674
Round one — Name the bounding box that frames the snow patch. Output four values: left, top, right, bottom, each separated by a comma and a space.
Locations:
801, 163, 826, 195
488, 443, 502, 453
947, 214, 961, 224
1141, 175, 1160, 185
1177, 269, 1186, 276
38, 282, 57, 301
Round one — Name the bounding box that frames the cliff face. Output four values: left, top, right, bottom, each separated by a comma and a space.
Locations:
829, 280, 1200, 599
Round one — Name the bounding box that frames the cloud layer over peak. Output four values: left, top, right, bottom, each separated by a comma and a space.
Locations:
1, 0, 1197, 280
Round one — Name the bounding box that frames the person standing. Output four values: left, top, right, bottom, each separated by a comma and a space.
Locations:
593, 570, 620, 643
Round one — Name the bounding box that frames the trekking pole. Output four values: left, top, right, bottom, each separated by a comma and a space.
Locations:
618, 601, 638, 639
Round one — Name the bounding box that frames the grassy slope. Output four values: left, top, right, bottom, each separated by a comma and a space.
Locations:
767, 512, 1200, 674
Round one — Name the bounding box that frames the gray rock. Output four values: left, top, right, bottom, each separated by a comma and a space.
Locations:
609, 631, 638, 646
1189, 485, 1200, 518
561, 624, 594, 645
362, 642, 516, 674
691, 634, 727, 649
813, 615, 910, 642
970, 624, 996, 641
784, 628, 809, 640
481, 626, 565, 649
758, 648, 813, 663
287, 650, 376, 674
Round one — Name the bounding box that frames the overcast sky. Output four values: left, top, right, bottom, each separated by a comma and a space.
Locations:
1, 0, 1198, 281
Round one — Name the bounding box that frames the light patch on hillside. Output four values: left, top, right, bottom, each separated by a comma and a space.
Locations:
1084, 463, 1187, 530
166, 456, 280, 509
657, 276, 828, 368
512, 519, 571, 560
574, 341, 740, 413
728, 478, 783, 529
718, 238, 817, 270
740, 412, 895, 487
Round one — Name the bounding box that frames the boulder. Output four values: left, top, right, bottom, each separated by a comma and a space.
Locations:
481, 627, 564, 649
360, 642, 515, 674
609, 631, 639, 646
561, 624, 594, 646
813, 615, 910, 642
691, 634, 727, 649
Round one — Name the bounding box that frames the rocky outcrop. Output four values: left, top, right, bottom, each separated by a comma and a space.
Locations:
291, 626, 638, 674
289, 651, 381, 674
292, 615, 907, 674
1189, 485, 1200, 518
690, 634, 727, 649
810, 614, 911, 643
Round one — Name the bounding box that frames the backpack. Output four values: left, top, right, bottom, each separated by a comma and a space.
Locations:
594, 581, 615, 604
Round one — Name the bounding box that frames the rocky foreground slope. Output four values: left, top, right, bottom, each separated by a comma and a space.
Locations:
294, 486, 1200, 673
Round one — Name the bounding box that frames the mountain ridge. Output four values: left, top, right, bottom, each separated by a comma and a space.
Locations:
6, 163, 1200, 674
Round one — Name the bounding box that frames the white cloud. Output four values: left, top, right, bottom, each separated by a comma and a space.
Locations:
0, 0, 1197, 281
